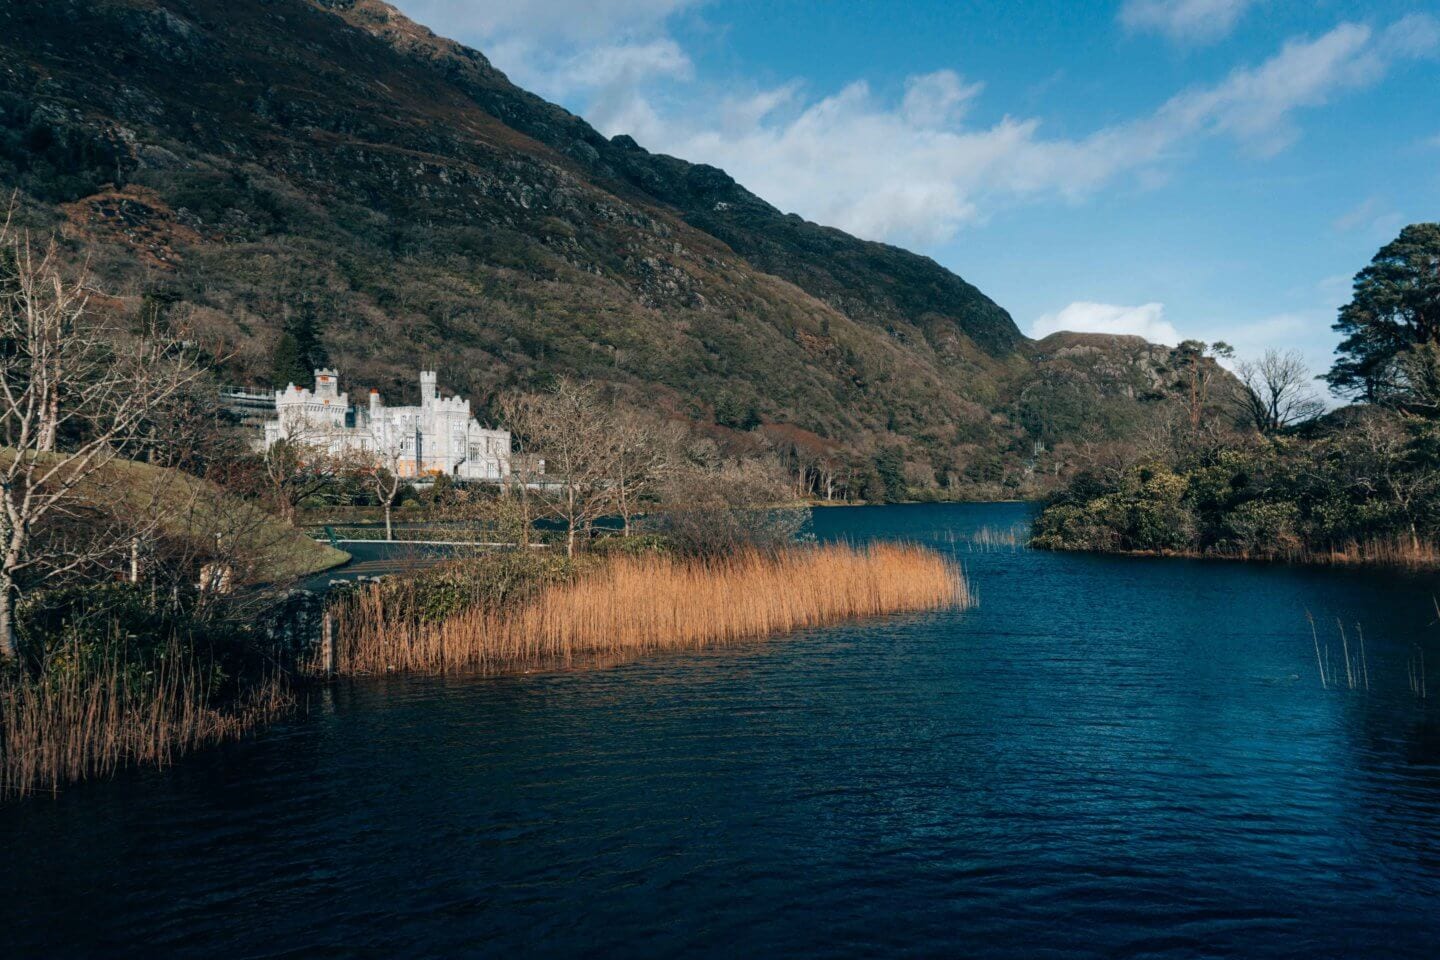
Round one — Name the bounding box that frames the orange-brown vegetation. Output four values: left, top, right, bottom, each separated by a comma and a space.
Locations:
328, 543, 970, 676
1, 646, 291, 800
60, 186, 205, 269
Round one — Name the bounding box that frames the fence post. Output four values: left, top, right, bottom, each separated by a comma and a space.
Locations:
322, 613, 335, 677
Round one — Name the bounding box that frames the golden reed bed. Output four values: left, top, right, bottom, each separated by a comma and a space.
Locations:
1, 650, 290, 800
330, 543, 971, 676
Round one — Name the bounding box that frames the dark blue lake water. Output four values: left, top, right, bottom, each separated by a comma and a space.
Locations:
6, 503, 1440, 958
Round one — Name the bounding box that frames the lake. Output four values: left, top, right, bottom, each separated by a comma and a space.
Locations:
6, 503, 1440, 958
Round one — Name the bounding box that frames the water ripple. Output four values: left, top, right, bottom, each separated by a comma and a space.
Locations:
6, 504, 1440, 958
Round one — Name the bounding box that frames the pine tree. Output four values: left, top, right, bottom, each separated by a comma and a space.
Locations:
270, 331, 309, 388
1327, 223, 1440, 402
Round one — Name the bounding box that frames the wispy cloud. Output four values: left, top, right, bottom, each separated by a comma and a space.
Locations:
1331, 197, 1403, 238
396, 0, 699, 136
1120, 0, 1261, 45
638, 19, 1437, 245
393, 3, 1438, 248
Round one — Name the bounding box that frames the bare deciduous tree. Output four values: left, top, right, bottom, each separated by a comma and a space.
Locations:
1396, 342, 1440, 416
501, 379, 615, 557
355, 431, 406, 542
0, 217, 202, 662
260, 416, 352, 526
611, 409, 684, 537
815, 454, 848, 502
1236, 348, 1324, 434
1342, 412, 1440, 550
657, 454, 808, 557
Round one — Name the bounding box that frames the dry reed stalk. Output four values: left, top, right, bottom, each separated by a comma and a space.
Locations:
330, 543, 970, 676
1, 647, 291, 800
1310, 536, 1440, 569
1357, 623, 1370, 691
1337, 620, 1354, 690
967, 525, 1029, 552
1306, 611, 1327, 688
1114, 535, 1440, 569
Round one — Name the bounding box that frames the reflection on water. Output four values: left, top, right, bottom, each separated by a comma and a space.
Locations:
6, 503, 1440, 958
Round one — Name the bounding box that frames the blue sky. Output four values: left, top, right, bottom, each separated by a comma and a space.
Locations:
393, 1, 1440, 382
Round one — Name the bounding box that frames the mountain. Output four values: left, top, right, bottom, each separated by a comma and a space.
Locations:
0, 0, 1198, 496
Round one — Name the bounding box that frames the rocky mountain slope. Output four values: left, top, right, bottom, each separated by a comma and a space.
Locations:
0, 0, 1210, 495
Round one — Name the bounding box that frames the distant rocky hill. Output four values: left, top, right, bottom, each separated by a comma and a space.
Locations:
0, 0, 1219, 497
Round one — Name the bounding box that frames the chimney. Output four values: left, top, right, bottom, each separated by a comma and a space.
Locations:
420, 370, 437, 404
369, 388, 382, 414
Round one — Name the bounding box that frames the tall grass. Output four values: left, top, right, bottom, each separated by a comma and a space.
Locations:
967, 524, 1030, 552
1082, 534, 1440, 570
327, 542, 970, 676
1303, 536, 1440, 570
0, 645, 291, 800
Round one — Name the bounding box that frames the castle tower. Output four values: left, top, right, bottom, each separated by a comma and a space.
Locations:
314, 368, 340, 400
420, 370, 437, 404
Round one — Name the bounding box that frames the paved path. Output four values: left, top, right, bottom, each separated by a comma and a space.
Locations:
299, 541, 476, 592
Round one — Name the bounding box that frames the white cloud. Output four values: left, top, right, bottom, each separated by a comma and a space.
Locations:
394, 0, 697, 139
1031, 302, 1181, 344
559, 39, 694, 136
391, 3, 1439, 248
632, 19, 1436, 245
1381, 12, 1440, 59
900, 71, 984, 127
1120, 0, 1260, 45
1150, 22, 1397, 157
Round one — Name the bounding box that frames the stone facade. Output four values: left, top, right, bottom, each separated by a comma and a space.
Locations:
262, 370, 510, 481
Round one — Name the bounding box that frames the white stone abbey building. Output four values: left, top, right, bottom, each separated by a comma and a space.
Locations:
262, 369, 511, 481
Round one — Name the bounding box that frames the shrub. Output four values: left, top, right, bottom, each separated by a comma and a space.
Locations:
1223, 501, 1301, 554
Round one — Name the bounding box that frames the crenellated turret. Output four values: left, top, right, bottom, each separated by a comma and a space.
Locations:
314, 368, 341, 399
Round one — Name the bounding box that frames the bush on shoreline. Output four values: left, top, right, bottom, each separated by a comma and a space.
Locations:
1031, 410, 1440, 566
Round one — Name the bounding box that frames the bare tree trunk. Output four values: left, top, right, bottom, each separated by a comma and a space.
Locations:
38, 391, 59, 452
519, 482, 531, 548
567, 483, 577, 557
0, 575, 15, 664
385, 502, 394, 542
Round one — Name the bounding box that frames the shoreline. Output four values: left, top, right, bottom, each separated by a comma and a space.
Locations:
322, 543, 970, 678
1033, 542, 1440, 573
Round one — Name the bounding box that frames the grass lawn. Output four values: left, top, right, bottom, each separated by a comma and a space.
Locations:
2, 451, 349, 581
